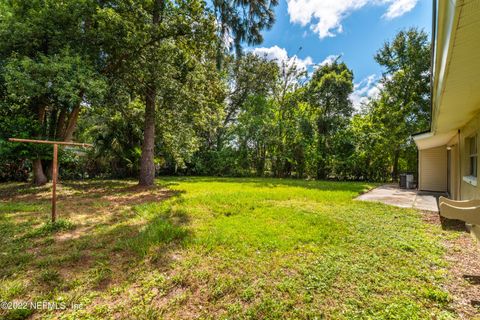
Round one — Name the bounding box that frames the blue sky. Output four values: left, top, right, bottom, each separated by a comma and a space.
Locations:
249, 0, 432, 108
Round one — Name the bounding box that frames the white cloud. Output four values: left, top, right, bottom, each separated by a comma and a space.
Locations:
319, 54, 340, 66
287, 0, 418, 39
383, 0, 418, 19
350, 74, 382, 110
251, 45, 314, 71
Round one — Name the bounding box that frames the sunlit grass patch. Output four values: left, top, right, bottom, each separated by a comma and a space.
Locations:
25, 219, 75, 238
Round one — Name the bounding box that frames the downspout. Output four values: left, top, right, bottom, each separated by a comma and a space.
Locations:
416, 147, 419, 189
458, 129, 461, 199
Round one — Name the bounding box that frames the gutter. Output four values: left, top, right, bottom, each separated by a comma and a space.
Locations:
412, 129, 432, 137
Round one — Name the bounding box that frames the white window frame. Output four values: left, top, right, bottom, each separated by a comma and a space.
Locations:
463, 134, 478, 186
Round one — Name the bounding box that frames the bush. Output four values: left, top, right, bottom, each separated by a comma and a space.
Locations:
0, 159, 30, 182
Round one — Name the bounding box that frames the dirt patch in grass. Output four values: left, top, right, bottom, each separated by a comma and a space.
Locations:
421, 211, 480, 319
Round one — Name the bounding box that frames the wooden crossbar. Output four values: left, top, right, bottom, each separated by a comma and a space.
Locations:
9, 138, 93, 148
8, 137, 93, 223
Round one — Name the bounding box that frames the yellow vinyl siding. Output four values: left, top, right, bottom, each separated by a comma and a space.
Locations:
419, 146, 447, 192
458, 113, 480, 200
446, 135, 460, 199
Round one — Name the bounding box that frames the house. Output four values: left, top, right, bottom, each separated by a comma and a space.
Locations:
415, 0, 480, 241
413, 0, 480, 201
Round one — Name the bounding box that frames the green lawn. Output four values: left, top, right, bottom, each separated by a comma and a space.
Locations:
0, 178, 460, 319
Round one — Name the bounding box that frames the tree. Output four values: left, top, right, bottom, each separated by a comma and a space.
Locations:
347, 110, 392, 181
212, 0, 278, 67
77, 100, 145, 178
94, 0, 218, 186
373, 28, 430, 180
305, 61, 354, 179
0, 0, 106, 185
269, 59, 308, 177
217, 53, 279, 151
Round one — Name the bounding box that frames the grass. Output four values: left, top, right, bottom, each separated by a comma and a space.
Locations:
0, 177, 464, 319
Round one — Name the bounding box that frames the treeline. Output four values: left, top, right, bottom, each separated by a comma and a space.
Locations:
191, 28, 430, 181
0, 0, 430, 184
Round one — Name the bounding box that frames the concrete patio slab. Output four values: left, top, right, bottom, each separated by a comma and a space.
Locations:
356, 184, 445, 212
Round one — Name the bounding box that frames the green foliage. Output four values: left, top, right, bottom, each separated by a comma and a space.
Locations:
305, 61, 354, 179
0, 102, 43, 181
88, 261, 113, 287
212, 0, 279, 59
27, 219, 75, 238
189, 29, 429, 182
77, 100, 145, 178
422, 288, 451, 304
369, 28, 431, 179
0, 0, 109, 184
0, 0, 429, 185
191, 53, 357, 179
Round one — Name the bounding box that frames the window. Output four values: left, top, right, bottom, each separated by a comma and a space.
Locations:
468, 135, 478, 177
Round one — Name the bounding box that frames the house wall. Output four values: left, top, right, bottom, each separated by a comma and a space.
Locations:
459, 113, 480, 200
418, 146, 448, 192
458, 115, 480, 242
447, 135, 460, 199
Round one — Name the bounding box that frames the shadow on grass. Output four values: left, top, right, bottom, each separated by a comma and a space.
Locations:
0, 180, 190, 319
0, 179, 182, 206
63, 179, 180, 192
0, 182, 51, 199
470, 300, 480, 310
123, 207, 190, 257
463, 275, 480, 285
439, 216, 467, 232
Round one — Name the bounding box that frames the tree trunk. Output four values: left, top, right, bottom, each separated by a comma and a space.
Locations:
56, 108, 67, 139
139, 85, 157, 186
63, 104, 81, 142
138, 0, 163, 187
49, 108, 58, 138
33, 159, 48, 186
33, 104, 48, 185
316, 123, 328, 180
255, 144, 266, 176
45, 162, 53, 181
315, 106, 334, 181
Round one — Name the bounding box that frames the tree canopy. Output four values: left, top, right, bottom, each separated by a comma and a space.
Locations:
0, 0, 430, 186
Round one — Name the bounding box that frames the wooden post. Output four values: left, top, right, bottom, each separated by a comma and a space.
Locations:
8, 138, 93, 223
52, 143, 58, 223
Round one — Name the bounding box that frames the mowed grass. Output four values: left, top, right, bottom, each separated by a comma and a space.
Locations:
0, 178, 460, 319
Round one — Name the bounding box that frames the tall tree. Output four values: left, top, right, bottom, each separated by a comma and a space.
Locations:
270, 59, 307, 177
138, 0, 164, 186
94, 0, 217, 186
306, 61, 354, 179
212, 0, 278, 68
373, 28, 430, 180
